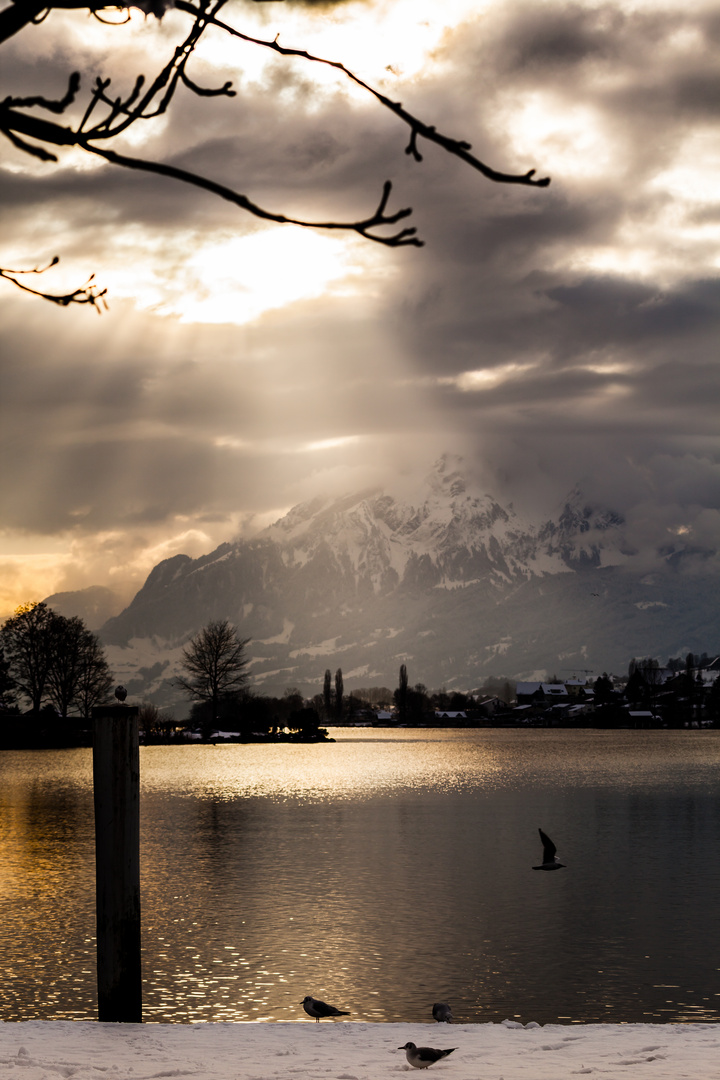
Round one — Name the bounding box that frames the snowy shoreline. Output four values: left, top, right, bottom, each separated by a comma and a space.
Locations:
1, 1020, 718, 1080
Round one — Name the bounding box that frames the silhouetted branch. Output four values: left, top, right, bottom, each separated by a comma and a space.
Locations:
179, 0, 551, 188
3, 71, 82, 114
2, 126, 59, 160
179, 70, 235, 98
0, 2, 48, 45
0, 257, 108, 311
1, 0, 549, 308
0, 0, 274, 47
83, 143, 422, 246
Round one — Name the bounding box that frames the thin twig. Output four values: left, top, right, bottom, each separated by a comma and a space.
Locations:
0, 258, 108, 311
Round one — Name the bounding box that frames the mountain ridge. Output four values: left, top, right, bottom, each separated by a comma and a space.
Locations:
80, 458, 719, 708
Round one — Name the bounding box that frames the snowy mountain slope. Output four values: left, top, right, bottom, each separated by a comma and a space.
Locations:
95, 458, 719, 706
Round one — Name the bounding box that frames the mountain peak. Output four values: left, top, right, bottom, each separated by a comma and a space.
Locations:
97, 464, 719, 706
427, 453, 467, 498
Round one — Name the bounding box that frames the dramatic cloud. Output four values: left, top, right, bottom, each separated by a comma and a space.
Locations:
0, 0, 718, 616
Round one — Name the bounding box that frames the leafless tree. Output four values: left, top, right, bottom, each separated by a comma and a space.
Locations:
176, 618, 250, 733
138, 701, 175, 740
0, 0, 550, 308
0, 601, 55, 713
0, 600, 113, 718
73, 628, 114, 719
322, 667, 332, 720
334, 666, 343, 722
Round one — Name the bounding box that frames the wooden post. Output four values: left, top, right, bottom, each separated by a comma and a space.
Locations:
92, 704, 142, 1023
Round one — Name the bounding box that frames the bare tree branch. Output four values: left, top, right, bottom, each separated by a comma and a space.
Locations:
0, 0, 281, 46
0, 0, 550, 307
176, 0, 551, 188
0, 257, 108, 311
3, 70, 81, 114
81, 143, 422, 246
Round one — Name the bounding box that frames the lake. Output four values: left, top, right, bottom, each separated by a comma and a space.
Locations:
1, 729, 720, 1024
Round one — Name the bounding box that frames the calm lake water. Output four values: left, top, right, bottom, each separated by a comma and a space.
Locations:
1, 729, 720, 1025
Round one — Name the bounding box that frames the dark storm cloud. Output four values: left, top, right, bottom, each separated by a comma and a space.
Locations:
542, 277, 720, 358
477, 2, 719, 93
352, 1, 720, 530
449, 2, 720, 186
367, 5, 720, 368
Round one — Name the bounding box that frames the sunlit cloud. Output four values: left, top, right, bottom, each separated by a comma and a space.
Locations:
302, 436, 362, 452
104, 226, 367, 324
650, 130, 720, 214
233, 0, 490, 85
0, 554, 75, 617
501, 94, 615, 179
455, 364, 539, 392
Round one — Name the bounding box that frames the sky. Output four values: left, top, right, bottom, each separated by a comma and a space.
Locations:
1, 0, 719, 618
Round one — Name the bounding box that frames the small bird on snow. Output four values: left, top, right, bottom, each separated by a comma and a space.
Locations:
301, 995, 350, 1022
532, 828, 566, 871
399, 1042, 457, 1069
432, 1002, 454, 1023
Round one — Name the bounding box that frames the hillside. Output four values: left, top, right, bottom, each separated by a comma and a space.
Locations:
92, 458, 720, 708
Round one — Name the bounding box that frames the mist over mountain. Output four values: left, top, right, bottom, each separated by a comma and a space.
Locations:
42, 585, 125, 631
82, 457, 719, 710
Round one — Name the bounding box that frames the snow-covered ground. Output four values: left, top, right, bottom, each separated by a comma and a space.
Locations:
1, 1020, 718, 1080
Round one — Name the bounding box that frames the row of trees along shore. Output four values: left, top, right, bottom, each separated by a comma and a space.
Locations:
3, 609, 720, 745
173, 644, 720, 737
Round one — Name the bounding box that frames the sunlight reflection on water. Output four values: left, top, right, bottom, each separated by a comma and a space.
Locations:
139, 732, 505, 800
138, 728, 720, 800
2, 730, 720, 1024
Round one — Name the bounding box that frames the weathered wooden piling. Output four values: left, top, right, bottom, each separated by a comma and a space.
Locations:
92, 704, 142, 1023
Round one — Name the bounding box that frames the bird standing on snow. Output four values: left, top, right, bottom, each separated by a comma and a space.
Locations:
432, 1002, 454, 1023
532, 828, 566, 870
399, 1042, 457, 1069
301, 995, 350, 1022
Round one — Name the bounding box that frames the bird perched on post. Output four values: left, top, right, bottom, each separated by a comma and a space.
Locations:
301, 995, 350, 1022
115, 685, 127, 702
532, 828, 566, 870
399, 1043, 457, 1069
432, 1002, 454, 1023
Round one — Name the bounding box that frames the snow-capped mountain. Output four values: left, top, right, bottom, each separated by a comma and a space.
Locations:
97, 457, 720, 707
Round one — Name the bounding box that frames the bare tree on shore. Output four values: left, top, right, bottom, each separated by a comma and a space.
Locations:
176, 619, 250, 736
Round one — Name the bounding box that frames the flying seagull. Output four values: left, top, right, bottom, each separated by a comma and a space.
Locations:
432, 1002, 454, 1023
399, 1043, 457, 1069
533, 828, 566, 871
301, 995, 350, 1022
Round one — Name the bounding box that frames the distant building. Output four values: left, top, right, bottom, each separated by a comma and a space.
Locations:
515, 682, 568, 704
434, 711, 467, 725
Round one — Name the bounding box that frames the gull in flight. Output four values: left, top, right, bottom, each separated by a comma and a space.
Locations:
301, 995, 350, 1022
532, 828, 566, 871
399, 1043, 457, 1069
